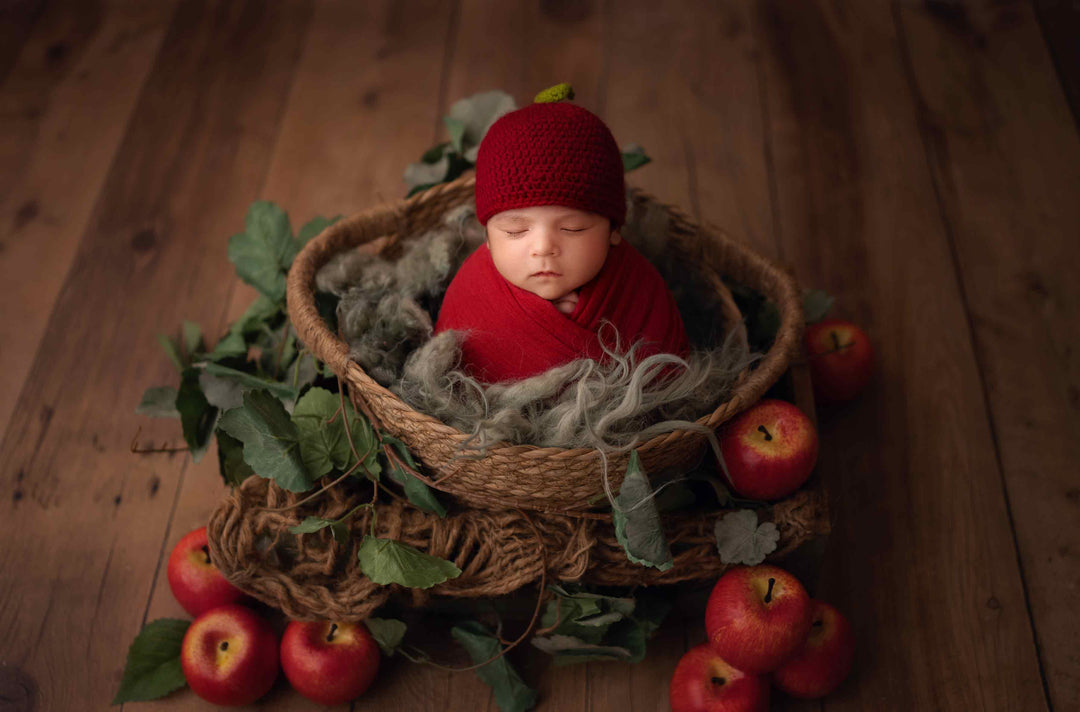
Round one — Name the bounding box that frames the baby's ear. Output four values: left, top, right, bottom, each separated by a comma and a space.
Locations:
610, 228, 622, 245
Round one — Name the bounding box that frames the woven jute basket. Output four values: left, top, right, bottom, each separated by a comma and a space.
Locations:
284, 174, 805, 512
205, 174, 830, 622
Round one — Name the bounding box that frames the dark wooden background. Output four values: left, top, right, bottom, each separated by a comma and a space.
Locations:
1, 1, 1077, 710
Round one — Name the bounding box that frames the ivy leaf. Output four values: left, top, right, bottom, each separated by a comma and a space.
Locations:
356, 537, 460, 589
291, 387, 375, 479
289, 516, 335, 534
382, 435, 445, 517
446, 90, 516, 150
227, 201, 297, 303
803, 289, 835, 324
182, 320, 203, 358
444, 116, 467, 153
218, 389, 311, 492
156, 333, 185, 372
112, 618, 190, 704
531, 634, 634, 665
421, 141, 450, 164
198, 370, 245, 412
177, 368, 217, 464
714, 509, 779, 566
136, 387, 180, 418
296, 215, 342, 248
365, 617, 407, 656
215, 430, 254, 487
612, 452, 673, 571
199, 362, 299, 404
621, 143, 651, 172
209, 294, 283, 363
451, 621, 537, 712
404, 154, 449, 192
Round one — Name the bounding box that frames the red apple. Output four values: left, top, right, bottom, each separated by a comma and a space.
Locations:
803, 319, 874, 404
719, 399, 818, 500
705, 565, 812, 674
280, 620, 380, 705
181, 604, 279, 706
669, 643, 768, 712
167, 526, 246, 617
773, 600, 855, 698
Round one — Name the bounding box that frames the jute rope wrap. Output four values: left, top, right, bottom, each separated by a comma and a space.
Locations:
208, 476, 829, 622
285, 175, 805, 512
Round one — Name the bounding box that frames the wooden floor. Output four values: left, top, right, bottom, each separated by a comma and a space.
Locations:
1, 1, 1077, 710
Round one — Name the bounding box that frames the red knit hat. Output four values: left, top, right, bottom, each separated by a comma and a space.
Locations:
475, 100, 626, 228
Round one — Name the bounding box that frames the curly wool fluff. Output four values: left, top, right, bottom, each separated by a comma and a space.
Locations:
396, 326, 756, 453
317, 198, 758, 453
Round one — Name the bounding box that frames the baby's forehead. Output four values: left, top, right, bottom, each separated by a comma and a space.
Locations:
489, 206, 599, 222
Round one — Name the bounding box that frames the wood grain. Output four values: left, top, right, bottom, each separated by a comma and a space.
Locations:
753, 0, 1048, 709
895, 1, 1080, 706
136, 1, 464, 709
0, 0, 177, 437
0, 2, 313, 710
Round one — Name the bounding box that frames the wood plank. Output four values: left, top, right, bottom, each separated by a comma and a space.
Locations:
751, 1, 1048, 709
0, 0, 45, 82
136, 1, 463, 709
894, 1, 1080, 706
442, 0, 607, 708
603, 1, 810, 709
1033, 0, 1080, 126
0, 0, 178, 437
0, 2, 313, 710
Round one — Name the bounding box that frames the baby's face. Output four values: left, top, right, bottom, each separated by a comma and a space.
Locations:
486, 206, 621, 302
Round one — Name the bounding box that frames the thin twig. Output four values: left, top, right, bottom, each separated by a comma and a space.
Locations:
129, 425, 189, 454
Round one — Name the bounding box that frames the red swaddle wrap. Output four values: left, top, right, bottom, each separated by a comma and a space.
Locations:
435, 240, 689, 384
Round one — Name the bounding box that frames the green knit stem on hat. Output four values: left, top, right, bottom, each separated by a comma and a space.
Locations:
534, 83, 575, 103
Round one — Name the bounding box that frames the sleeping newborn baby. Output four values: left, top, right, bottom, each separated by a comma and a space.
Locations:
434, 96, 688, 384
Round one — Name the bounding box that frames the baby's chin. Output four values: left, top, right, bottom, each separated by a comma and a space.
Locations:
520, 283, 576, 301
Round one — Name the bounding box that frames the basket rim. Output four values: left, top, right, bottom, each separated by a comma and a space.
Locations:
285, 173, 805, 460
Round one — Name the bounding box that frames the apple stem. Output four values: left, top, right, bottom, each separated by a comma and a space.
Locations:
327, 623, 338, 643
711, 676, 726, 687
831, 330, 842, 351
757, 424, 773, 441
765, 577, 776, 603
219, 641, 228, 652
201, 545, 211, 565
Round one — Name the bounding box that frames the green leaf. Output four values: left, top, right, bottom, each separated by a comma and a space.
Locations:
156, 333, 185, 372
538, 585, 634, 646
227, 201, 297, 303
296, 215, 342, 248
356, 537, 460, 589
112, 618, 190, 704
447, 90, 517, 149
289, 516, 335, 534
215, 430, 254, 487
198, 370, 245, 411
218, 389, 311, 492
420, 141, 450, 164
365, 617, 407, 656
803, 289, 835, 324
382, 436, 445, 517
404, 154, 449, 192
177, 368, 217, 463
199, 362, 299, 403
444, 116, 467, 153
182, 320, 203, 358
291, 387, 376, 479
612, 452, 673, 571
136, 387, 180, 418
451, 621, 537, 712
621, 143, 652, 172
531, 634, 633, 664
209, 330, 247, 361
714, 509, 779, 565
